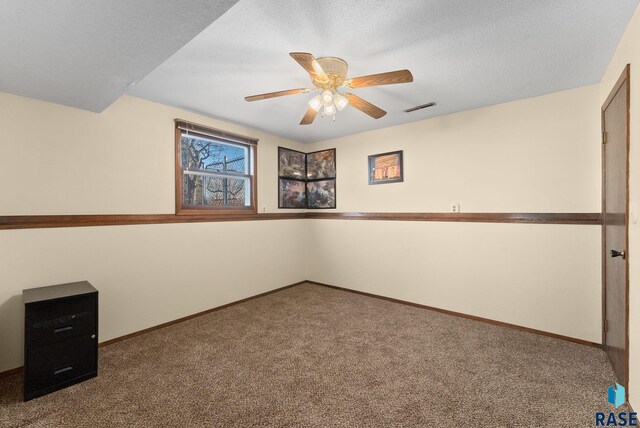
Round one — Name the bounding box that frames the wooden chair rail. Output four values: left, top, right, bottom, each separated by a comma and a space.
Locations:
0, 212, 601, 230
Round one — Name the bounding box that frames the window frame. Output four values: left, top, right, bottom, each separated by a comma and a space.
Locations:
175, 120, 258, 216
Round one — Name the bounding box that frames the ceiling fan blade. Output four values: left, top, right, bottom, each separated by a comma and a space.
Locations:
290, 52, 327, 79
344, 69, 413, 89
300, 106, 319, 125
344, 93, 387, 119
245, 88, 310, 102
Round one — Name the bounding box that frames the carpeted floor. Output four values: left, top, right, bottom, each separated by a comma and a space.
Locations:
0, 283, 624, 427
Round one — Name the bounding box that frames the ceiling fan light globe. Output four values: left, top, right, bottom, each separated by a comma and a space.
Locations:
323, 104, 337, 116
321, 89, 334, 106
308, 94, 322, 111
334, 93, 349, 111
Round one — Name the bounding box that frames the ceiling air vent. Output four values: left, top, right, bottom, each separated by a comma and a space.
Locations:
404, 102, 436, 113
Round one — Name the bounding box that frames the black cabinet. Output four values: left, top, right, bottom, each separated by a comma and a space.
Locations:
23, 281, 98, 401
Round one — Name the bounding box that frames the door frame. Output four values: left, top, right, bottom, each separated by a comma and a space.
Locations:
601, 63, 630, 393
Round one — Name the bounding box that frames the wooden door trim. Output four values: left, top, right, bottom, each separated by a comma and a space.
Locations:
603, 65, 632, 111
601, 63, 630, 393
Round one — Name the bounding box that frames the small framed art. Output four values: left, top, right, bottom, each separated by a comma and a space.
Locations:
306, 148, 336, 180
307, 179, 336, 209
368, 150, 403, 185
278, 178, 307, 208
278, 147, 306, 179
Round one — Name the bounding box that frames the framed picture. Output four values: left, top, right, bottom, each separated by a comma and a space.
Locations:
278, 147, 306, 179
307, 179, 336, 209
278, 179, 307, 208
306, 148, 336, 180
368, 150, 403, 185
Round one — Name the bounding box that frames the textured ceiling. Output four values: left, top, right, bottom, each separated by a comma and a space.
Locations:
130, 0, 639, 143
0, 0, 239, 112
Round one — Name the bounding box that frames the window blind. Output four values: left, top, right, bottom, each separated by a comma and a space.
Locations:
175, 119, 258, 146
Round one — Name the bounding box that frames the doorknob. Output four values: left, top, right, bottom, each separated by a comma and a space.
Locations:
611, 249, 626, 259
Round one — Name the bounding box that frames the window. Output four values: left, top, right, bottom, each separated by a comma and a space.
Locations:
175, 120, 257, 215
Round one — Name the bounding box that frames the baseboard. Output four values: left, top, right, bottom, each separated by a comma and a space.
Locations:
0, 366, 23, 380
0, 278, 601, 380
305, 280, 602, 348
0, 280, 307, 379
99, 280, 307, 347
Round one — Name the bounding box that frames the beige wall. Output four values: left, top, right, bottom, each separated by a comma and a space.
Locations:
0, 92, 308, 373
600, 3, 640, 409
0, 220, 307, 373
307, 220, 601, 342
304, 86, 602, 345
306, 84, 601, 213
0, 92, 306, 215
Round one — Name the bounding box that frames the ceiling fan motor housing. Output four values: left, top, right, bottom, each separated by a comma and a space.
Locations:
314, 57, 348, 89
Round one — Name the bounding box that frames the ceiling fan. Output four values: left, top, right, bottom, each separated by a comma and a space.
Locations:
244, 52, 414, 125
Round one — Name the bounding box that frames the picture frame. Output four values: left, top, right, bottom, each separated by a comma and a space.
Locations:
278, 147, 306, 179
368, 150, 403, 185
307, 179, 336, 209
277, 146, 337, 209
278, 178, 307, 209
306, 148, 336, 180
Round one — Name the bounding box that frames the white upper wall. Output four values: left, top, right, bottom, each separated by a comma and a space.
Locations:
306, 84, 601, 213
0, 92, 306, 215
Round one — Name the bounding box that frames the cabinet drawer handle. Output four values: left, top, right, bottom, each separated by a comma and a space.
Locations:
53, 365, 73, 375
54, 325, 73, 334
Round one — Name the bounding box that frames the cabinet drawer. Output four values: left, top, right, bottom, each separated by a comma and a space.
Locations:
25, 294, 96, 327
26, 309, 95, 346
25, 335, 97, 394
